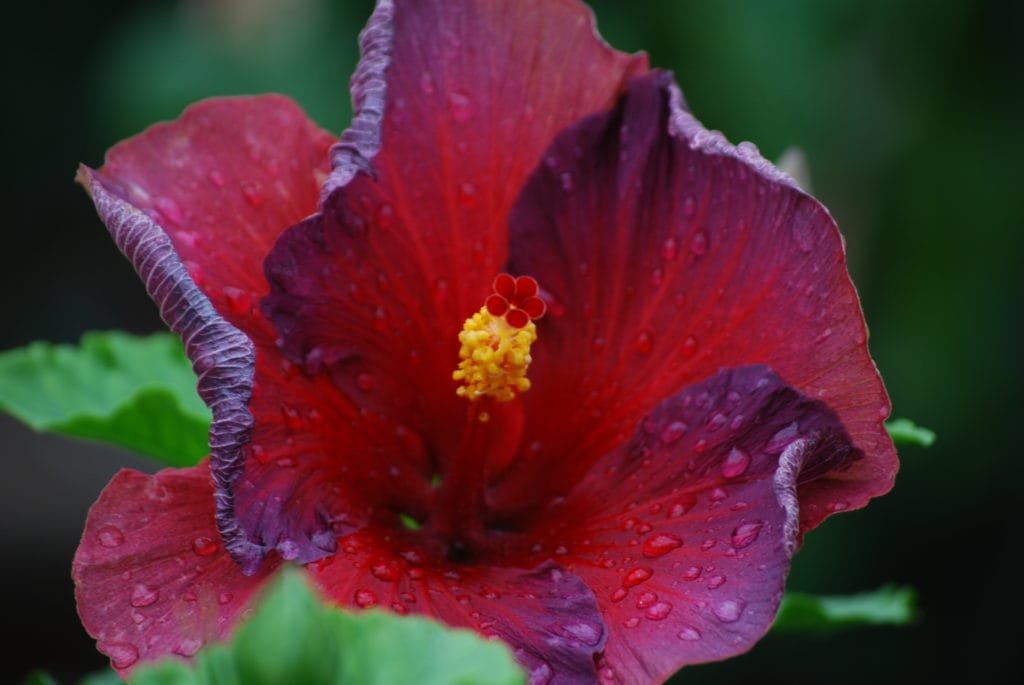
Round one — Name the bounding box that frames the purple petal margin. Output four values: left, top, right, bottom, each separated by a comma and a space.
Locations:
320, 0, 393, 203
78, 168, 264, 571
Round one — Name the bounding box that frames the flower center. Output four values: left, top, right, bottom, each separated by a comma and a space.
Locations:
452, 273, 546, 405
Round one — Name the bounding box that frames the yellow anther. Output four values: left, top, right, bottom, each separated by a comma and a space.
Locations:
453, 307, 537, 403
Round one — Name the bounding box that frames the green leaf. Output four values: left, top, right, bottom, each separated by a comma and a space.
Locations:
0, 331, 210, 466
772, 585, 917, 633
79, 670, 125, 685
21, 671, 59, 685
885, 417, 937, 447
129, 568, 525, 685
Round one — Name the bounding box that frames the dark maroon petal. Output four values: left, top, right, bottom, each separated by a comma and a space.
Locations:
519, 366, 859, 682
73, 464, 278, 676
80, 170, 261, 566
263, 0, 648, 439
507, 71, 895, 531
306, 531, 607, 685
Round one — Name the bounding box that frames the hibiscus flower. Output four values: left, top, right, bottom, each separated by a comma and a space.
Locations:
73, 1, 897, 683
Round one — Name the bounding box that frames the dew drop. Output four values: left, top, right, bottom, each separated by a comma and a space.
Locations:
98, 525, 125, 548
218, 592, 234, 605
721, 448, 751, 478
240, 181, 265, 208
731, 521, 764, 549
374, 203, 395, 228
681, 335, 699, 358
668, 495, 696, 518
700, 538, 717, 551
623, 617, 640, 628
678, 625, 702, 641
634, 331, 654, 354
355, 589, 379, 607
635, 591, 657, 609
766, 422, 799, 454
457, 180, 478, 208
706, 412, 728, 432
690, 231, 708, 256
103, 642, 139, 670
610, 587, 628, 603
713, 599, 746, 623
281, 404, 303, 430
829, 501, 849, 512
130, 584, 159, 608
659, 421, 687, 445
448, 90, 473, 121
481, 586, 501, 600
174, 638, 203, 657
707, 574, 727, 589
192, 536, 218, 557
683, 565, 702, 581
645, 601, 673, 620
371, 561, 402, 582
623, 566, 654, 587
355, 372, 375, 391
559, 171, 574, 192
642, 533, 684, 558
661, 237, 678, 261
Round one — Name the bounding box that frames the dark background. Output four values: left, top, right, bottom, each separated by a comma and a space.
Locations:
2, 0, 1021, 682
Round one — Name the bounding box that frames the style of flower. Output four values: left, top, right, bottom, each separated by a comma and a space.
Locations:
73, 1, 897, 683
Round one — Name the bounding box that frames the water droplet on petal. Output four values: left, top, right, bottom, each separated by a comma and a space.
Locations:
98, 525, 125, 548
130, 584, 159, 608
683, 565, 702, 581
721, 448, 751, 478
678, 625, 702, 641
700, 538, 717, 551
713, 599, 746, 622
690, 231, 708, 256
240, 181, 265, 208
192, 536, 218, 556
371, 562, 402, 582
681, 335, 699, 358
355, 589, 379, 607
623, 567, 654, 587
375, 203, 395, 228
457, 181, 478, 208
218, 592, 234, 605
731, 521, 764, 549
623, 617, 640, 628
448, 90, 473, 121
103, 642, 139, 669
559, 171, 574, 192
635, 591, 658, 609
707, 574, 727, 589
668, 495, 696, 518
610, 587, 628, 603
642, 533, 684, 558
645, 601, 673, 620
661, 237, 678, 261
174, 638, 203, 657
634, 331, 654, 354
660, 421, 687, 445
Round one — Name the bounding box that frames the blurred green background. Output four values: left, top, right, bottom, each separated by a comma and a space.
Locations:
1, 0, 1020, 681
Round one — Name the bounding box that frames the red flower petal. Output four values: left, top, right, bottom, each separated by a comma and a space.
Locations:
307, 530, 608, 684
263, 0, 648, 440
92, 95, 332, 336
80, 99, 371, 573
508, 71, 895, 532
518, 366, 860, 682
73, 464, 278, 676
